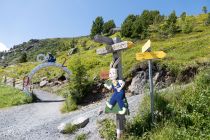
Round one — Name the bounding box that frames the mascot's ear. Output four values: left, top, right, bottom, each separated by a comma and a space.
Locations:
113, 58, 120, 68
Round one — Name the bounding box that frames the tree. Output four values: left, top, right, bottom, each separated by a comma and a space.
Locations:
68, 55, 90, 103
205, 13, 210, 25
131, 16, 144, 38
121, 14, 137, 37
180, 12, 187, 21
90, 16, 104, 38
158, 11, 178, 38
19, 52, 27, 63
182, 18, 194, 33
167, 10, 178, 35
102, 20, 116, 35
202, 6, 207, 14
70, 38, 77, 48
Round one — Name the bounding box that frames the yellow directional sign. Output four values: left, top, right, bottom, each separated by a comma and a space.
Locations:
142, 40, 151, 52
136, 51, 166, 60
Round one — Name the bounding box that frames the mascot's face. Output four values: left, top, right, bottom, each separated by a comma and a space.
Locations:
109, 68, 118, 80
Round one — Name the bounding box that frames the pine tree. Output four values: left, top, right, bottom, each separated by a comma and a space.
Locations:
68, 55, 89, 103
206, 13, 210, 25
121, 14, 136, 37
19, 52, 27, 63
90, 16, 104, 38
102, 20, 116, 35
202, 6, 207, 14
180, 12, 187, 21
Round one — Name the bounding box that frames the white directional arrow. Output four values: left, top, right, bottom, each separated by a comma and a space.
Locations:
96, 41, 133, 55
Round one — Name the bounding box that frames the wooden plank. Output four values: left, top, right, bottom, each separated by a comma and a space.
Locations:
142, 40, 151, 52
96, 41, 133, 55
136, 51, 166, 60
94, 35, 114, 45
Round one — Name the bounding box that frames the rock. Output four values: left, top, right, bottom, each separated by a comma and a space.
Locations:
58, 116, 89, 134
54, 81, 62, 85
41, 77, 47, 81
68, 48, 77, 55
153, 72, 160, 83
47, 82, 54, 87
72, 116, 89, 128
40, 80, 48, 87
57, 123, 66, 133
128, 71, 146, 95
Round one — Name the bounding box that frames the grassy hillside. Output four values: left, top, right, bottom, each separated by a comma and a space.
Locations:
98, 68, 210, 140
0, 14, 209, 83
0, 84, 32, 108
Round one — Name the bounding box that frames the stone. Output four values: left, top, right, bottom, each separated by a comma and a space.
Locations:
41, 77, 47, 81
153, 72, 160, 83
128, 71, 146, 95
40, 80, 48, 87
72, 116, 89, 128
58, 116, 89, 134
57, 123, 66, 133
54, 81, 62, 85
68, 48, 77, 55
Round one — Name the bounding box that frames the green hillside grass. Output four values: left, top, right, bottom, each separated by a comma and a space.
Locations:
1, 14, 209, 83
0, 84, 32, 108
98, 68, 210, 140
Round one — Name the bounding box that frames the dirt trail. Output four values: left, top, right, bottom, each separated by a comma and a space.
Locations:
0, 90, 144, 140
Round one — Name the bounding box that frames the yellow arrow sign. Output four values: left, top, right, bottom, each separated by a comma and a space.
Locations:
142, 40, 151, 52
136, 51, 166, 60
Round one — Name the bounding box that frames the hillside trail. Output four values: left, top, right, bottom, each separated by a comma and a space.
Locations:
0, 89, 144, 140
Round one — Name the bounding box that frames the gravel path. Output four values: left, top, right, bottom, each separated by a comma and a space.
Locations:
0, 90, 144, 140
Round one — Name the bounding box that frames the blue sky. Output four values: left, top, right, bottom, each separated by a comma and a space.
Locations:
0, 0, 209, 49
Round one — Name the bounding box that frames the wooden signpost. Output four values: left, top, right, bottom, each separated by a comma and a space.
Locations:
136, 40, 166, 123
94, 35, 133, 139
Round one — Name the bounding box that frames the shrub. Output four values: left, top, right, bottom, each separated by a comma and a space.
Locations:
68, 55, 90, 103
98, 119, 116, 140
75, 133, 87, 140
63, 123, 77, 134
61, 95, 78, 113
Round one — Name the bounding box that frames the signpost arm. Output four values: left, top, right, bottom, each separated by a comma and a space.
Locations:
148, 59, 154, 123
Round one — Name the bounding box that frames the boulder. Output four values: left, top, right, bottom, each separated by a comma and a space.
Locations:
58, 116, 89, 134
72, 116, 89, 128
40, 80, 48, 87
128, 71, 146, 95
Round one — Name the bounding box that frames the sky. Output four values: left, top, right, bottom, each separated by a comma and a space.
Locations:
0, 0, 209, 50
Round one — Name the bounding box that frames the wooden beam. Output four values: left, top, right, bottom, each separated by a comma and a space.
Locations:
96, 41, 133, 55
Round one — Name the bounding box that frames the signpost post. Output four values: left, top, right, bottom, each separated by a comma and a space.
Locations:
136, 40, 166, 123
94, 35, 133, 139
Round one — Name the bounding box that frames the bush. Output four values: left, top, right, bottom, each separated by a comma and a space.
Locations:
181, 17, 194, 33
75, 133, 87, 140
98, 119, 116, 140
63, 123, 77, 134
19, 52, 27, 63
68, 55, 90, 103
61, 95, 78, 113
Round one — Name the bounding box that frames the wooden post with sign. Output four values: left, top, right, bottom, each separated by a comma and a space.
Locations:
136, 40, 166, 123
94, 35, 133, 139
